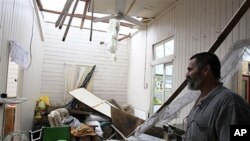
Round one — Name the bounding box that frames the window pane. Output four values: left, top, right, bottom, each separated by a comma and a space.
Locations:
155, 64, 164, 75
155, 44, 164, 59
165, 39, 174, 56
153, 64, 164, 113
165, 65, 173, 75
164, 64, 173, 101
151, 38, 174, 114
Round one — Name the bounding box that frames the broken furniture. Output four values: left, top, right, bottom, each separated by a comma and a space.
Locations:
69, 88, 164, 139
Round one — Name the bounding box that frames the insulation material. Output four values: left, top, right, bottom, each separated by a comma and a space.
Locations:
134, 38, 250, 136
69, 88, 111, 118
127, 133, 165, 141
105, 19, 120, 61
134, 91, 199, 136
48, 108, 70, 127
9, 40, 30, 69
220, 39, 250, 83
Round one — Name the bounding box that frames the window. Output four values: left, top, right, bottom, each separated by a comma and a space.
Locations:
151, 39, 174, 114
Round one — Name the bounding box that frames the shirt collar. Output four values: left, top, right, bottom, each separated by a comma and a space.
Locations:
197, 83, 223, 106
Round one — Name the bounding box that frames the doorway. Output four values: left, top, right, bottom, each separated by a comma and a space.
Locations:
242, 75, 250, 104
4, 61, 19, 136
241, 48, 250, 104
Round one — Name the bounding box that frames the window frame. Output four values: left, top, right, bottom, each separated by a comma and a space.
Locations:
150, 37, 175, 114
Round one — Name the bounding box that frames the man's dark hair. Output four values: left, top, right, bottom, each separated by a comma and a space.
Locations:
190, 52, 221, 79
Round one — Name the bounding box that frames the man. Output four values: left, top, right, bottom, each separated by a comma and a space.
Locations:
183, 52, 250, 141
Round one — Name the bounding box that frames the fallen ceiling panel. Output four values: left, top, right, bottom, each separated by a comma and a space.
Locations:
69, 88, 111, 118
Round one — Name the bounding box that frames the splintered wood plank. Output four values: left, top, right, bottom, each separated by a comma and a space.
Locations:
111, 107, 164, 138
111, 107, 144, 137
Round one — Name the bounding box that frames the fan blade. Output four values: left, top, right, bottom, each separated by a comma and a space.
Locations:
93, 15, 115, 22
123, 15, 144, 26
116, 0, 126, 13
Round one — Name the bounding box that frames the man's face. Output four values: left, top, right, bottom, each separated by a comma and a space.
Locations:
186, 59, 203, 90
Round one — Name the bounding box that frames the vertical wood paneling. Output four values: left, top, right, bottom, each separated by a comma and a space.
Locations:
239, 0, 247, 40
174, 1, 185, 87
41, 23, 129, 105
248, 10, 250, 38
189, 0, 194, 57
218, 0, 226, 58
225, 0, 233, 55
210, 0, 216, 47
200, 0, 206, 53
179, 0, 185, 84
233, 0, 240, 43
192, 0, 198, 54
205, 0, 210, 50
0, 0, 43, 134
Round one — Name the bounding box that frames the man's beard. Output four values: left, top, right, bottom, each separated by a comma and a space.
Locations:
187, 76, 202, 90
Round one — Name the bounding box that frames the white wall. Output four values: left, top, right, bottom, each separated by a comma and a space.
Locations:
127, 30, 151, 111
41, 23, 129, 106
0, 0, 43, 134
128, 0, 250, 122
1, 1, 129, 133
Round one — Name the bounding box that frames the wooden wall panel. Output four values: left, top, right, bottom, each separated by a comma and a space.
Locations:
128, 0, 250, 124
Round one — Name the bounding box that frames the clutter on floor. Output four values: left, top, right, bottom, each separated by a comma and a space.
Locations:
29, 63, 167, 140
30, 89, 164, 141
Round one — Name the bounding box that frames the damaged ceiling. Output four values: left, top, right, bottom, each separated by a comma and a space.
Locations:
37, 0, 179, 35
91, 0, 178, 19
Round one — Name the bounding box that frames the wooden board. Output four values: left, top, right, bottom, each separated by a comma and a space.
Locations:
111, 107, 164, 138
4, 105, 15, 136
69, 88, 111, 118
111, 107, 144, 137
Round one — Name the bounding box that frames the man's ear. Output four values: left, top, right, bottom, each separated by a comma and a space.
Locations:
202, 65, 211, 75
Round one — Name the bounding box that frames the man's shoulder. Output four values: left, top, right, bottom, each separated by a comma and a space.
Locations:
217, 86, 239, 97
215, 86, 246, 105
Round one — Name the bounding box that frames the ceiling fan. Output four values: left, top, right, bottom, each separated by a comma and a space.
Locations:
93, 0, 144, 27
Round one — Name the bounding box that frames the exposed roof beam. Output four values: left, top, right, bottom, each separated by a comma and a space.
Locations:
80, 0, 90, 29
125, 0, 136, 15
36, 0, 43, 9
39, 8, 135, 28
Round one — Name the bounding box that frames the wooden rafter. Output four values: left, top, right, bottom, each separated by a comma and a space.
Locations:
39, 8, 135, 28
80, 0, 90, 29
36, 0, 43, 9
62, 0, 80, 41
125, 0, 136, 15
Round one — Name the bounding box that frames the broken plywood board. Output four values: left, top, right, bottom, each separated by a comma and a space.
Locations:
69, 88, 111, 118
111, 107, 164, 138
